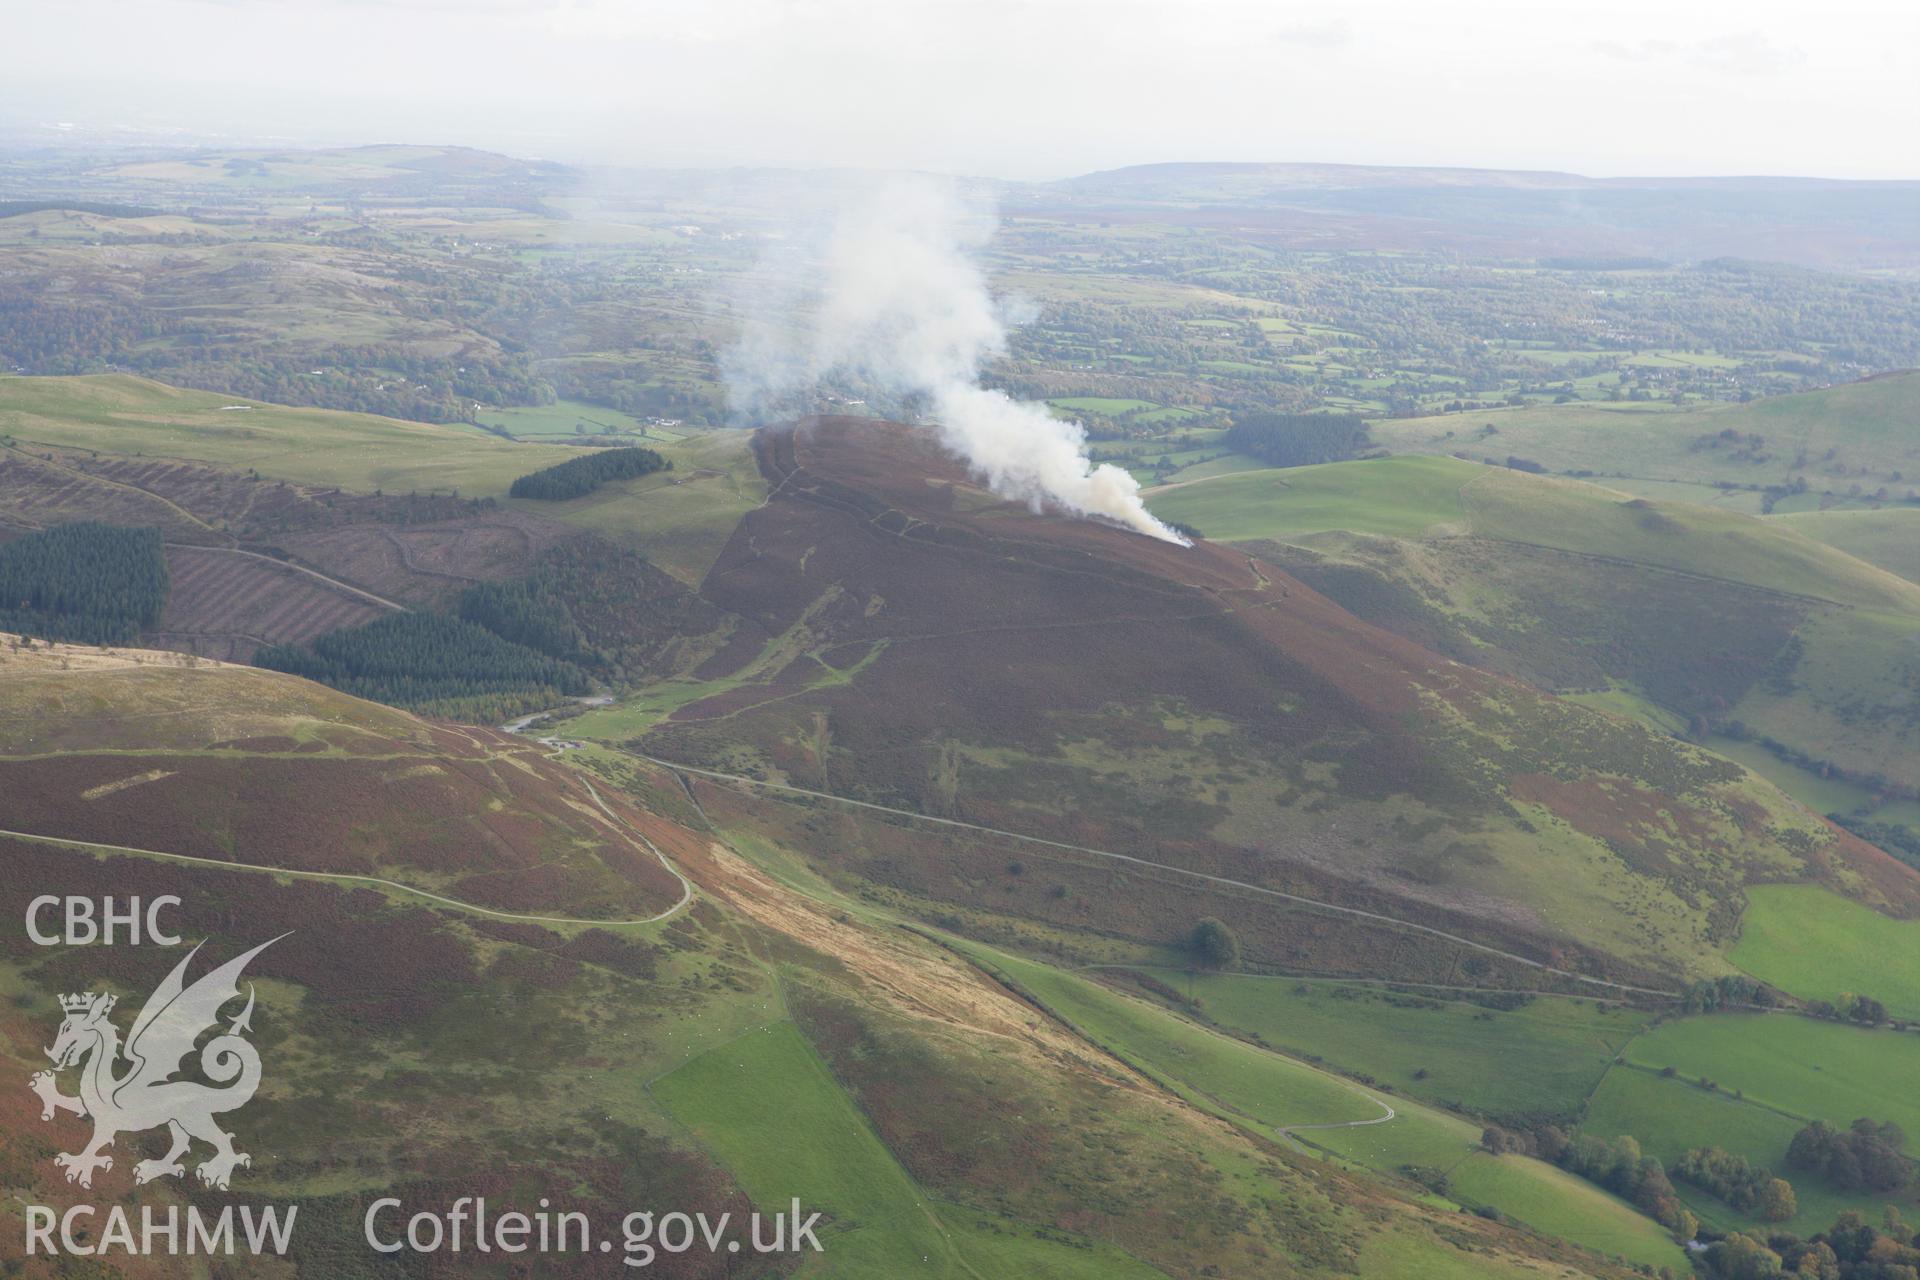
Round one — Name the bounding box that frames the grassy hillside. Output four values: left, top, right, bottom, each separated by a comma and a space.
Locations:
1151, 455, 1920, 612
1730, 885, 1920, 1018
1132, 970, 1653, 1125
1312, 1106, 1684, 1271
0, 374, 574, 493
973, 950, 1389, 1130
1372, 372, 1920, 508
1580, 1071, 1883, 1236
1459, 468, 1920, 611
960, 942, 1687, 1272
1149, 456, 1920, 867
655, 1021, 1164, 1277
1778, 507, 1920, 586
539, 425, 767, 582
1622, 1015, 1920, 1151
1146, 454, 1472, 541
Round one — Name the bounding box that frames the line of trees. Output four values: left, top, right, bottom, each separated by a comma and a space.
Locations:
1482, 1126, 1694, 1241
1803, 994, 1894, 1027
1699, 1209, 1920, 1280
508, 446, 670, 501
1674, 1146, 1798, 1221
0, 521, 168, 643
1681, 974, 1772, 1014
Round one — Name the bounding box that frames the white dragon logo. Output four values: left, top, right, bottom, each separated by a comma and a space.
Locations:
28, 936, 284, 1190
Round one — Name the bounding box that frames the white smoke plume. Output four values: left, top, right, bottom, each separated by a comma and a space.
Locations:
722, 178, 1188, 545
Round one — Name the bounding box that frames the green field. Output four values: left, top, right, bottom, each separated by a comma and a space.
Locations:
1701, 734, 1876, 815
652, 1020, 1160, 1278
960, 945, 1684, 1271
1778, 507, 1920, 587
476, 398, 682, 441
1374, 372, 1920, 494
1598, 475, 1769, 514
1582, 1066, 1905, 1236
538, 426, 767, 582
1047, 396, 1159, 415
1298, 1070, 1685, 1271
1458, 469, 1920, 613
1457, 1152, 1686, 1270
1731, 885, 1920, 1018
0, 374, 576, 495
972, 950, 1384, 1130
1145, 454, 1477, 542
1159, 452, 1269, 484
1621, 1014, 1920, 1146
1564, 688, 1690, 736
1148, 451, 1920, 839
1146, 972, 1653, 1124
1147, 452, 1920, 613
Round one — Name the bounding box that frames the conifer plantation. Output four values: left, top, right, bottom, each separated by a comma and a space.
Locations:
508, 446, 669, 500
0, 521, 168, 643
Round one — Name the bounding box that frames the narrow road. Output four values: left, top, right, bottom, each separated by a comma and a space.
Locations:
626, 751, 1681, 1001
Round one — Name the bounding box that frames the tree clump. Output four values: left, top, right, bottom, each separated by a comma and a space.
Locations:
1222, 412, 1369, 468
1787, 1119, 1913, 1194
509, 446, 669, 501
1189, 918, 1241, 971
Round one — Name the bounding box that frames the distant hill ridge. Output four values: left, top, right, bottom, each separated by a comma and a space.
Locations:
1058, 160, 1920, 193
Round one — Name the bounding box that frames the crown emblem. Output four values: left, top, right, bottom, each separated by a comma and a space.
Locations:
59, 993, 113, 1016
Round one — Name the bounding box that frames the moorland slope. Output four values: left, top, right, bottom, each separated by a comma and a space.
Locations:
0, 638, 1649, 1280
0, 635, 685, 918
610, 419, 1917, 984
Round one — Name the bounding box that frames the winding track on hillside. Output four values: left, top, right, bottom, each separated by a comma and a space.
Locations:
165, 543, 411, 612
627, 750, 1684, 1001
0, 775, 692, 927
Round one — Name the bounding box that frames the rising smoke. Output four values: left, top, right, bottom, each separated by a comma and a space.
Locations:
722, 179, 1188, 545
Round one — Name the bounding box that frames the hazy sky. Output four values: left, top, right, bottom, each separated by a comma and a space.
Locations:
4, 0, 1916, 180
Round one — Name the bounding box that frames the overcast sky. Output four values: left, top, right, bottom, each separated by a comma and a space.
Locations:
4, 0, 1915, 180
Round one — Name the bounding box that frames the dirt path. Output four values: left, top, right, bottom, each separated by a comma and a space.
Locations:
572, 774, 696, 918
627, 750, 1681, 1001
1073, 963, 1652, 1007
0, 816, 691, 928
166, 543, 409, 612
